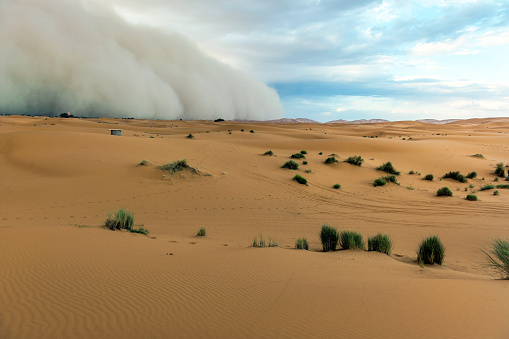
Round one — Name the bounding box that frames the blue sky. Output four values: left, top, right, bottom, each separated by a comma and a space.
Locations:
113, 0, 509, 122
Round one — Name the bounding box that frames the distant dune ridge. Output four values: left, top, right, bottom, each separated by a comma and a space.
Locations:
0, 0, 283, 120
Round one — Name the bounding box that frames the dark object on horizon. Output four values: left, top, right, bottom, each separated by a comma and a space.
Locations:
60, 112, 74, 118
109, 129, 121, 136
214, 118, 225, 122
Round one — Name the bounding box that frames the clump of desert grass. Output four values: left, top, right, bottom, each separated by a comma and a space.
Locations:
466, 171, 477, 179
291, 153, 306, 159
295, 238, 309, 250
376, 161, 400, 175
466, 194, 478, 201
186, 133, 194, 139
373, 178, 387, 187
381, 174, 398, 184
300, 150, 307, 154
129, 227, 150, 236
417, 236, 445, 265
333, 184, 341, 189
197, 228, 206, 236
495, 162, 505, 178
104, 208, 134, 231
368, 234, 392, 255
281, 160, 299, 170
252, 235, 266, 248
293, 174, 307, 185
442, 171, 467, 183
496, 184, 509, 189
263, 150, 274, 156
138, 159, 150, 166
423, 174, 434, 181
268, 238, 278, 247
339, 231, 364, 250
159, 159, 198, 174
436, 187, 453, 196
324, 156, 338, 164
480, 184, 495, 191
320, 224, 339, 251
483, 238, 509, 278
344, 155, 364, 166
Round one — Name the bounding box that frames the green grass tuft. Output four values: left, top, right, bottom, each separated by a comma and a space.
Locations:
495, 162, 505, 178
368, 234, 392, 255
376, 161, 400, 175
483, 239, 509, 278
186, 133, 194, 139
300, 150, 307, 154
324, 156, 338, 164
263, 150, 274, 156
138, 159, 150, 166
496, 184, 509, 189
291, 153, 306, 159
197, 227, 206, 236
281, 160, 299, 170
295, 237, 309, 250
381, 175, 397, 184
320, 224, 339, 251
480, 184, 495, 191
344, 155, 364, 166
104, 208, 134, 231
159, 159, 198, 174
293, 174, 307, 185
373, 178, 387, 187
424, 174, 434, 181
494, 190, 499, 196
436, 187, 453, 196
466, 194, 478, 201
339, 231, 364, 250
442, 171, 467, 183
466, 171, 477, 179
252, 235, 265, 248
333, 184, 341, 189
129, 227, 150, 235
417, 236, 445, 265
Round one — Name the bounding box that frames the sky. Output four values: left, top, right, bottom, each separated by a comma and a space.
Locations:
111, 0, 509, 122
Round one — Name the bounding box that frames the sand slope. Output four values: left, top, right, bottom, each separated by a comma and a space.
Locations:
1, 116, 509, 338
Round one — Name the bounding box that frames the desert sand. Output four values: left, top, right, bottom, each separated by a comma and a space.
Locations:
1, 115, 509, 338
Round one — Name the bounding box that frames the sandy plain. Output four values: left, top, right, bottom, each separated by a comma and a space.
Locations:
1, 115, 509, 338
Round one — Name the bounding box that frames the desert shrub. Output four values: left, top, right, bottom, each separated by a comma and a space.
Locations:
333, 184, 341, 189
268, 238, 278, 247
186, 133, 194, 139
408, 170, 415, 174
436, 187, 453, 196
159, 159, 197, 174
373, 178, 387, 187
480, 184, 495, 191
252, 235, 265, 248
339, 231, 364, 250
442, 171, 467, 183
281, 160, 299, 170
319, 152, 323, 155
104, 208, 134, 231
381, 175, 398, 184
291, 153, 306, 159
417, 236, 445, 265
344, 155, 364, 166
424, 174, 434, 181
300, 150, 307, 154
466, 194, 478, 201
303, 161, 308, 165
368, 234, 392, 255
320, 224, 339, 251
483, 239, 509, 278
304, 169, 312, 173
240, 129, 244, 132
295, 238, 309, 250
250, 130, 254, 133
466, 171, 477, 179
495, 162, 505, 178
494, 190, 499, 195
495, 177, 499, 182
324, 156, 338, 164
138, 159, 150, 166
293, 174, 307, 185
496, 184, 509, 189
197, 228, 206, 236
129, 227, 150, 235
376, 162, 400, 175
263, 150, 274, 156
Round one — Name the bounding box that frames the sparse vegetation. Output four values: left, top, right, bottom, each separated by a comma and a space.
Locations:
263, 150, 274, 156
160, 159, 198, 174
417, 236, 445, 265
104, 208, 134, 231
293, 174, 307, 185
344, 155, 364, 166
303, 161, 308, 165
424, 174, 434, 181
186, 133, 194, 139
480, 184, 495, 191
494, 190, 499, 195
197, 228, 206, 236
324, 156, 338, 164
442, 171, 467, 183
381, 175, 398, 184
373, 178, 387, 187
319, 152, 323, 155
320, 224, 339, 251
129, 227, 150, 236
268, 238, 278, 247
437, 187, 453, 196
339, 231, 364, 250
376, 162, 400, 175
495, 162, 505, 178
282, 160, 299, 170
300, 150, 307, 154
466, 194, 478, 201
408, 170, 415, 174
249, 130, 255, 133
368, 234, 392, 255
252, 235, 266, 248
333, 184, 341, 189
496, 184, 509, 189
138, 159, 150, 166
483, 238, 509, 278
295, 238, 309, 250
291, 153, 306, 159
466, 171, 477, 179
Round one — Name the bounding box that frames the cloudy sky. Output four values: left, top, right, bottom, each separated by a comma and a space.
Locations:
111, 0, 509, 122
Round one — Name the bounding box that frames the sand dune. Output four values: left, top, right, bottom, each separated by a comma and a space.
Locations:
1, 115, 509, 338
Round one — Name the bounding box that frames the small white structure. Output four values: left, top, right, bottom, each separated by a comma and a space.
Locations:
109, 129, 121, 136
